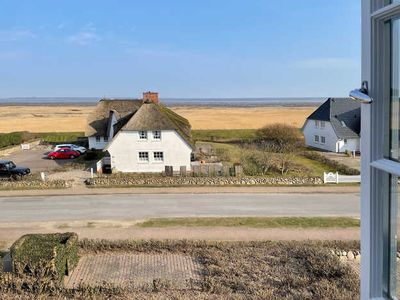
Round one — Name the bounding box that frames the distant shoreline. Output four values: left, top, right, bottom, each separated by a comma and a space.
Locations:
0, 97, 324, 108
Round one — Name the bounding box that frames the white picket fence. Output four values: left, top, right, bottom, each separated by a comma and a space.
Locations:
323, 172, 361, 184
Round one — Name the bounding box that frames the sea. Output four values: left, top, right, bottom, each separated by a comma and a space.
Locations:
0, 97, 325, 107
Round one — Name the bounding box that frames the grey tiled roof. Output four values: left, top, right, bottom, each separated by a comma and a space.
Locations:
306, 98, 361, 139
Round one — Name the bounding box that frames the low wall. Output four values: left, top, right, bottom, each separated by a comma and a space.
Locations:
0, 179, 71, 190
86, 176, 323, 187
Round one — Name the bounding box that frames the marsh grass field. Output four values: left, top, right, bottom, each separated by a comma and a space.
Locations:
0, 105, 316, 133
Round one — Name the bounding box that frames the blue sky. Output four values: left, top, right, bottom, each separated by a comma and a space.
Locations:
0, 0, 361, 98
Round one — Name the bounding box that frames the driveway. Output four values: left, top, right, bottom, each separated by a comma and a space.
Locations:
2, 146, 78, 173
319, 152, 360, 171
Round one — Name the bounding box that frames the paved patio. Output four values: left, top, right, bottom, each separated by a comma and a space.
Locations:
64, 253, 203, 289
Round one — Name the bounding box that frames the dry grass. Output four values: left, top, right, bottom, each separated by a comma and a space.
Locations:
0, 240, 360, 299
0, 105, 316, 132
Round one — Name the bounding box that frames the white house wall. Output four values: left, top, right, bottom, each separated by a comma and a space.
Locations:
106, 130, 192, 173
88, 136, 108, 150
303, 120, 338, 152
337, 138, 360, 153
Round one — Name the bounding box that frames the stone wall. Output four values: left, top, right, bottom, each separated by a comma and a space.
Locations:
0, 179, 71, 190
86, 176, 323, 187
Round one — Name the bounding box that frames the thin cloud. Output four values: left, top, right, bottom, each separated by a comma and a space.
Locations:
0, 29, 36, 42
66, 22, 101, 46
0, 51, 26, 60
294, 57, 358, 70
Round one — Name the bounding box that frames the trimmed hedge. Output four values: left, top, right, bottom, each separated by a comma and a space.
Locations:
10, 233, 79, 282
302, 151, 360, 175
0, 132, 85, 149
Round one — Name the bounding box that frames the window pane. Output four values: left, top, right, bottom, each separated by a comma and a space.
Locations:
391, 18, 400, 161
390, 175, 400, 297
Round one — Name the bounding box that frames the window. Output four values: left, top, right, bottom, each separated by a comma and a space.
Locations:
344, 139, 348, 144
314, 120, 319, 127
153, 151, 164, 161
138, 152, 149, 162
321, 121, 325, 128
139, 131, 147, 140
321, 136, 326, 144
104, 136, 109, 142
153, 130, 161, 140
96, 136, 101, 142
314, 135, 319, 142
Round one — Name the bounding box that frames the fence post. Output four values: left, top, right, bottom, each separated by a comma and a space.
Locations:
90, 168, 94, 178
323, 172, 326, 184
336, 172, 339, 184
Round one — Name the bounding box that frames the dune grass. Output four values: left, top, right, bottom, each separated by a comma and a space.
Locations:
137, 217, 360, 228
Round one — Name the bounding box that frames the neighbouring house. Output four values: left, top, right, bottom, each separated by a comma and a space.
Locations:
85, 92, 194, 173
302, 98, 361, 153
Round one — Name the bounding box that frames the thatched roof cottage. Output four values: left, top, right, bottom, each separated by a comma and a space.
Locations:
85, 92, 193, 173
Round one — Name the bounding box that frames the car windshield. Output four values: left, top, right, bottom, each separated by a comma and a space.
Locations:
5, 162, 16, 169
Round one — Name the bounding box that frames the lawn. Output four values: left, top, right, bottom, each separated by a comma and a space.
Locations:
193, 129, 257, 143
137, 217, 360, 228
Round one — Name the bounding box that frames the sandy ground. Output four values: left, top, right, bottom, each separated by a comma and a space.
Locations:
0, 222, 360, 249
0, 105, 316, 132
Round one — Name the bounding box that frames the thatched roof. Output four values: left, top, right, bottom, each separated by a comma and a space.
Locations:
86, 99, 193, 148
121, 102, 193, 148
85, 99, 142, 137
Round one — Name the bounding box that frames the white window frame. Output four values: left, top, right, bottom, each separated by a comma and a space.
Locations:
96, 136, 101, 143
153, 151, 164, 162
321, 136, 326, 144
104, 136, 109, 142
320, 121, 326, 128
138, 131, 148, 140
362, 1, 400, 299
314, 135, 319, 143
153, 130, 161, 140
138, 151, 149, 163
314, 120, 319, 128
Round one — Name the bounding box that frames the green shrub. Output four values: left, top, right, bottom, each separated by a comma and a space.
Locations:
193, 129, 257, 143
302, 151, 360, 175
0, 132, 24, 148
256, 123, 303, 152
10, 233, 79, 283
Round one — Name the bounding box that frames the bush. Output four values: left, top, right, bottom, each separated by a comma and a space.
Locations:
0, 132, 24, 148
10, 233, 79, 283
302, 151, 360, 175
256, 123, 303, 152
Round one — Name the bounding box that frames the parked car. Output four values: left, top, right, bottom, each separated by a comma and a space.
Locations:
54, 144, 87, 154
47, 148, 81, 160
0, 160, 30, 180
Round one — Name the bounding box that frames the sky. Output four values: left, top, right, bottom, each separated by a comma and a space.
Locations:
0, 0, 361, 98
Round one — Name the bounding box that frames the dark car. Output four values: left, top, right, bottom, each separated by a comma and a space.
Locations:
0, 160, 31, 180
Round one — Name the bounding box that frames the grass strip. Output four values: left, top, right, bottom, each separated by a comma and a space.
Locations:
137, 216, 360, 228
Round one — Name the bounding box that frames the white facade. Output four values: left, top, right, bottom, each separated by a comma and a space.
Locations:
302, 119, 360, 153
88, 136, 109, 150
106, 130, 192, 173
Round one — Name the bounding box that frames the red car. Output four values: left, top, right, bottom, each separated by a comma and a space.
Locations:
47, 148, 80, 160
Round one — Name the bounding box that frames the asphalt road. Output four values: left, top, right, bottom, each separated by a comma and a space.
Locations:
0, 193, 360, 223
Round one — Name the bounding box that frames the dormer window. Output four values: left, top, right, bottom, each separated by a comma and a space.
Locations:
153, 130, 161, 140
139, 131, 147, 140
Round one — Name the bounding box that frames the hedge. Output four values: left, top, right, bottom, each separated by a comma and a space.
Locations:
302, 151, 361, 175
10, 233, 79, 283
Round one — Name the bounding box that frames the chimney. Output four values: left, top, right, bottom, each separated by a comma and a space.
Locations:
143, 91, 159, 104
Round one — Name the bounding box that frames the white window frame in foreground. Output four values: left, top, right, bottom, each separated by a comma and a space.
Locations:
153, 151, 164, 162
138, 151, 149, 162
138, 131, 148, 140
361, 1, 400, 299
